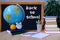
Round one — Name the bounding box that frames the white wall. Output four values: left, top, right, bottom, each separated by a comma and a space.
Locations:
1, 0, 48, 6
1, 0, 47, 4
0, 0, 60, 6
1, 0, 46, 2
0, 0, 1, 2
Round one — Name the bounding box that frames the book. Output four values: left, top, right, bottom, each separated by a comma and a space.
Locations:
7, 29, 25, 35
45, 18, 56, 19
45, 31, 60, 33
20, 32, 49, 38
45, 25, 57, 27
45, 28, 59, 30
45, 20, 56, 22
45, 16, 56, 18
46, 22, 57, 25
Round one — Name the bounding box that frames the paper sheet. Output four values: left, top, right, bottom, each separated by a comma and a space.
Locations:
21, 32, 49, 38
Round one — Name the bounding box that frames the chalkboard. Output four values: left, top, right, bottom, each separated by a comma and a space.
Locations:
0, 2, 44, 31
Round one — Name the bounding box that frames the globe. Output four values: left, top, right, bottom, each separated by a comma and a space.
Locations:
3, 5, 25, 24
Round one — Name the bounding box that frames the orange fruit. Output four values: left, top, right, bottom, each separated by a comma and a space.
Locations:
10, 24, 16, 30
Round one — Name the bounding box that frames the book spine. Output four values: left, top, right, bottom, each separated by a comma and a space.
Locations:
45, 20, 56, 22
45, 27, 58, 29
45, 18, 56, 20
45, 25, 57, 27
45, 31, 60, 33
45, 28, 59, 30
46, 22, 57, 25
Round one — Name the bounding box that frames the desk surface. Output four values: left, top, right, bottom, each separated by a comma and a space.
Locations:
0, 31, 60, 40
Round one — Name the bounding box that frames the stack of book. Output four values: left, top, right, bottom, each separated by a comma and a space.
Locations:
44, 16, 60, 33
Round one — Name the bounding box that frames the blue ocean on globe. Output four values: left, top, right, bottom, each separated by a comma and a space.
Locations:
3, 5, 25, 24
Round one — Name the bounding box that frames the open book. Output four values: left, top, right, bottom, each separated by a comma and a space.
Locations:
20, 32, 49, 39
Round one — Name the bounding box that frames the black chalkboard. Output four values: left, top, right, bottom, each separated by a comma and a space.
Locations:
0, 2, 44, 31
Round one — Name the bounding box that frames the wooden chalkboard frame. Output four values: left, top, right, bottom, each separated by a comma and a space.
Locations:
0, 2, 44, 32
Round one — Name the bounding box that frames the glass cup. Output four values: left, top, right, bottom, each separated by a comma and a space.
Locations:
37, 24, 42, 32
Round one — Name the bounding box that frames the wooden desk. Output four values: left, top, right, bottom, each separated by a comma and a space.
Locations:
0, 31, 60, 40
